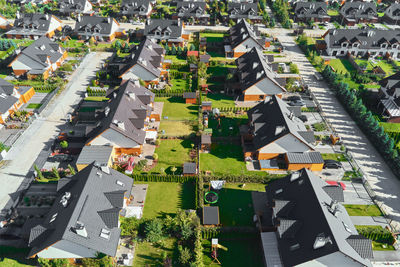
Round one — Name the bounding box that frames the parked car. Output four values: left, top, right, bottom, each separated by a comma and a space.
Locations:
298, 114, 308, 122
286, 95, 301, 102
314, 72, 323, 81
288, 100, 306, 106
323, 160, 342, 169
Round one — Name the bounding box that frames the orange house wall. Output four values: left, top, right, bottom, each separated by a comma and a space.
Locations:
114, 146, 143, 156
287, 163, 323, 172
258, 153, 280, 160
20, 87, 35, 103
185, 98, 197, 104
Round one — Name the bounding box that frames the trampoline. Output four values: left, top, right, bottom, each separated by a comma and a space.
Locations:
204, 191, 219, 204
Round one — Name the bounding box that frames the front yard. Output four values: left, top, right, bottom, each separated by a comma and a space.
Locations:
344, 204, 383, 216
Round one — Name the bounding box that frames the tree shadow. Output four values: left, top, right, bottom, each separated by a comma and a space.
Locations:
0, 247, 37, 266
178, 182, 196, 210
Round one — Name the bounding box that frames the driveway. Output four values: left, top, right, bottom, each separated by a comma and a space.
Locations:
267, 29, 400, 230
343, 181, 375, 205
0, 52, 111, 218
350, 216, 390, 228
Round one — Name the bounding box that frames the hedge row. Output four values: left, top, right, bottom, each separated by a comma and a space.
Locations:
202, 173, 283, 183
130, 174, 197, 183
86, 88, 107, 96
356, 226, 394, 244
218, 107, 251, 112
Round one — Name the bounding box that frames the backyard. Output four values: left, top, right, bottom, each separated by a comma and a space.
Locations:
329, 58, 355, 74
155, 97, 198, 121
200, 32, 226, 43
159, 121, 195, 137
202, 93, 235, 108
200, 144, 265, 176
133, 238, 176, 267
148, 139, 193, 175
202, 233, 264, 266
207, 115, 247, 137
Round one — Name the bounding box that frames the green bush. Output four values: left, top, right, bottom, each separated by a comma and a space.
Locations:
356, 226, 394, 244
145, 218, 165, 243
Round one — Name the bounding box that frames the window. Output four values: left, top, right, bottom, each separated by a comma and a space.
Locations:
155, 31, 161, 36
116, 180, 125, 187
100, 228, 110, 240
50, 213, 58, 223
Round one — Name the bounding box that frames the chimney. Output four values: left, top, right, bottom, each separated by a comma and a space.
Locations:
59, 192, 71, 207
177, 18, 181, 26
45, 14, 49, 20
117, 121, 125, 131
127, 92, 136, 100
77, 14, 82, 22
146, 19, 151, 25
74, 221, 88, 238
16, 12, 20, 19
108, 17, 111, 23
101, 166, 110, 174
105, 106, 110, 117
313, 234, 332, 250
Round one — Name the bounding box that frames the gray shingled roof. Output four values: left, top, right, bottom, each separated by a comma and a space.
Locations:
286, 152, 323, 164
86, 80, 154, 147
27, 163, 134, 258
294, 2, 329, 19
247, 95, 314, 151
203, 206, 219, 225
264, 169, 372, 266
229, 19, 264, 49
322, 185, 344, 203
121, 0, 152, 15
227, 2, 261, 19
340, 2, 377, 21
236, 48, 286, 95
201, 134, 211, 144
9, 13, 58, 36
76, 145, 113, 166
59, 0, 91, 13
324, 29, 400, 50
183, 92, 196, 99
75, 16, 118, 36
144, 19, 183, 39
176, 1, 209, 18
183, 162, 197, 174
385, 3, 400, 20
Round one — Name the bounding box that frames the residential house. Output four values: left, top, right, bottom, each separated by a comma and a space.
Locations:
259, 169, 372, 267
144, 19, 190, 46
200, 134, 211, 152
0, 14, 12, 30
183, 162, 197, 176
226, 2, 262, 22
86, 80, 156, 157
243, 95, 321, 171
9, 36, 67, 79
0, 78, 34, 124
25, 163, 134, 258
76, 145, 114, 171
11, 0, 50, 5
383, 3, 400, 25
339, 2, 377, 26
59, 0, 94, 15
112, 38, 166, 85
121, 0, 154, 18
174, 0, 210, 23
378, 72, 400, 123
321, 29, 400, 59
293, 2, 330, 22
74, 15, 124, 42
236, 48, 286, 101
225, 19, 266, 58
6, 13, 62, 39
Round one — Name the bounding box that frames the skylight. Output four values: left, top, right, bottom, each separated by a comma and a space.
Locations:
100, 228, 111, 240
50, 213, 58, 223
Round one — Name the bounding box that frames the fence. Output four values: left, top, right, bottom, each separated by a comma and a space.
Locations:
35, 87, 61, 115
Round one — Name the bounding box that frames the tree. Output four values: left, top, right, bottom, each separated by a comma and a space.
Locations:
189, 44, 196, 51
171, 166, 177, 175
153, 153, 159, 161
155, 139, 161, 146
68, 164, 76, 175
60, 140, 68, 149
145, 218, 164, 242
171, 44, 177, 55
178, 245, 192, 265
52, 167, 60, 179
289, 63, 299, 74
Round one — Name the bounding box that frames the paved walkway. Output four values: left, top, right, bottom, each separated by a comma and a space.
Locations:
350, 216, 390, 228
268, 29, 400, 231
0, 52, 111, 218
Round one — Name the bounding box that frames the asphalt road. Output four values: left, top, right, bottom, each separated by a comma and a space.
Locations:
270, 29, 400, 231
0, 52, 111, 217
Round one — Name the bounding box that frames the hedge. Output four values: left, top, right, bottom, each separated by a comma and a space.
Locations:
356, 226, 394, 244
130, 174, 197, 183
218, 107, 250, 112
202, 173, 284, 183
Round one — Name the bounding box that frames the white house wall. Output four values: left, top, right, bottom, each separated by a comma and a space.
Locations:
245, 78, 284, 95
48, 17, 62, 33
37, 240, 97, 258
296, 251, 365, 267
234, 38, 262, 53
259, 134, 310, 154
11, 60, 31, 71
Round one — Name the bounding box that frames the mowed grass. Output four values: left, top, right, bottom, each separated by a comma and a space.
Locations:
133, 238, 176, 266
26, 103, 42, 109
202, 93, 235, 108
139, 182, 195, 219
381, 122, 400, 132
344, 204, 383, 216
200, 144, 265, 176
171, 78, 190, 91
329, 58, 355, 74
159, 121, 195, 136
0, 247, 37, 267
208, 116, 247, 137
156, 97, 198, 121
200, 32, 226, 43
150, 139, 193, 174
165, 55, 187, 64
202, 234, 264, 266
321, 153, 347, 162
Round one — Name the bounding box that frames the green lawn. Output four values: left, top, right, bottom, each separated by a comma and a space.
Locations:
156, 97, 198, 121
147, 139, 193, 174
138, 182, 195, 219
202, 234, 264, 266
202, 93, 235, 108
208, 116, 247, 137
26, 103, 42, 109
200, 144, 265, 176
200, 32, 226, 43
342, 171, 361, 181
133, 238, 176, 266
164, 55, 187, 64
372, 240, 395, 251
327, 9, 339, 16
84, 96, 109, 102
381, 122, 400, 133
171, 78, 190, 91
329, 58, 355, 74
159, 121, 195, 137
207, 65, 236, 77
0, 247, 37, 267
321, 153, 347, 162
355, 59, 395, 76
344, 204, 383, 216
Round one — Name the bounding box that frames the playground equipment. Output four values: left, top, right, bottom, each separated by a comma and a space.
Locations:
204, 181, 225, 204
211, 238, 228, 265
